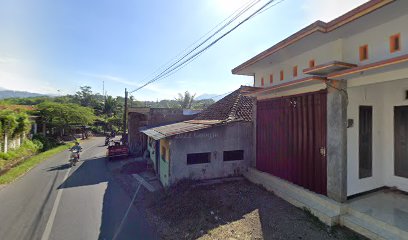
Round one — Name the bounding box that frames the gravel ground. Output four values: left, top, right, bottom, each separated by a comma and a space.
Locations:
109, 159, 365, 240
144, 180, 366, 240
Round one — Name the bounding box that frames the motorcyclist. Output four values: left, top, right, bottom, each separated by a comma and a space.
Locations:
105, 135, 110, 146
70, 142, 82, 163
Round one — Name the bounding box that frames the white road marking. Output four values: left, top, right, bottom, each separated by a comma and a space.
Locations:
40, 142, 99, 240
112, 183, 142, 240
132, 174, 155, 192
41, 166, 71, 240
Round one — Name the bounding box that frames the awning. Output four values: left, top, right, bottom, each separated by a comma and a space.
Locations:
303, 61, 356, 76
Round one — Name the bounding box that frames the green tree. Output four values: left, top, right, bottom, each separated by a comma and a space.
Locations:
37, 102, 96, 135
73, 86, 104, 115
106, 115, 122, 132
0, 110, 18, 137
13, 112, 32, 137
192, 99, 215, 110
103, 96, 119, 117
175, 91, 196, 109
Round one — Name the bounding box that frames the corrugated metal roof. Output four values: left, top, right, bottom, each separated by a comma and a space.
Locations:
141, 129, 165, 140
141, 120, 221, 140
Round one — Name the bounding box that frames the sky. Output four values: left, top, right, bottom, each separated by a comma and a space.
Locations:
0, 0, 369, 101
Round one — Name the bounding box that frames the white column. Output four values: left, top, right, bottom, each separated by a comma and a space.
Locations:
4, 133, 8, 153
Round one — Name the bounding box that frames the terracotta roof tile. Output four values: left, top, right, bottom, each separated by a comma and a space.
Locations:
194, 86, 257, 122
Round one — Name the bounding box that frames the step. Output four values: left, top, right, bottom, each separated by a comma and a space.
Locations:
346, 206, 408, 240
245, 168, 342, 212
244, 168, 341, 226
341, 214, 408, 240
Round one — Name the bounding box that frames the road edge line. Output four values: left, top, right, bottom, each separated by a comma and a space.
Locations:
40, 142, 99, 240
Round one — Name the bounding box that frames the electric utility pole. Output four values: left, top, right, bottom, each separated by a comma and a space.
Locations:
123, 88, 128, 140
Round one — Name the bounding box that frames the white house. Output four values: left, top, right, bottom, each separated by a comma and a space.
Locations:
233, 0, 408, 238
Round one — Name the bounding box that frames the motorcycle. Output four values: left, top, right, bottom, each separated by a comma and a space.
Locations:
69, 149, 81, 167
104, 136, 110, 146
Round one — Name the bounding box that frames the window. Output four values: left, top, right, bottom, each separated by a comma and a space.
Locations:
269, 74, 273, 84
280, 70, 284, 81
223, 150, 244, 161
359, 106, 372, 179
309, 59, 315, 68
359, 45, 368, 61
390, 33, 401, 53
261, 77, 264, 86
187, 152, 211, 165
293, 66, 298, 77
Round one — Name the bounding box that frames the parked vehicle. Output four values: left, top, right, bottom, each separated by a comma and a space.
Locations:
107, 140, 129, 160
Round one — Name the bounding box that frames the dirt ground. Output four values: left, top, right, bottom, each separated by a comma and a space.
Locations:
133, 179, 366, 240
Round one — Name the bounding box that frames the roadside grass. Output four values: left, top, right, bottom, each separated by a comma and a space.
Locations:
0, 143, 74, 184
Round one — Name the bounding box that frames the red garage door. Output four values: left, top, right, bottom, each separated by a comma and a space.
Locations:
257, 90, 327, 195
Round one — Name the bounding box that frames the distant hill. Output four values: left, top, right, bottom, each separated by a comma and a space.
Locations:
196, 93, 224, 101
0, 90, 46, 99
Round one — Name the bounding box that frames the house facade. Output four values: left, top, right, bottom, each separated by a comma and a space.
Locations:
127, 107, 198, 156
142, 87, 257, 187
233, 0, 408, 238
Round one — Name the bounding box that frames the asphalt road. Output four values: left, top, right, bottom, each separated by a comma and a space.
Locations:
0, 137, 157, 240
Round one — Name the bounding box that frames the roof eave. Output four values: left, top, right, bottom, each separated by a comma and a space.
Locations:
231, 0, 395, 75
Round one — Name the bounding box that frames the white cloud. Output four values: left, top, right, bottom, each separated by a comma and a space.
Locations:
0, 56, 19, 64
78, 72, 179, 99
301, 0, 370, 23
78, 72, 139, 87
0, 57, 58, 94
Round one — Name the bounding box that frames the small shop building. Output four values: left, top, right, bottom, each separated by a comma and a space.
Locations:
142, 86, 258, 187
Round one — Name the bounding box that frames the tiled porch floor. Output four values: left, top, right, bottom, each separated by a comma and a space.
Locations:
347, 189, 408, 232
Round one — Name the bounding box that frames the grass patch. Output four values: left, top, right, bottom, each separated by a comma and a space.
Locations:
0, 143, 74, 184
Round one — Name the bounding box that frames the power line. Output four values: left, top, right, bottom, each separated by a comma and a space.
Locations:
139, 0, 259, 84
256, 0, 285, 15
130, 0, 262, 93
130, 0, 282, 94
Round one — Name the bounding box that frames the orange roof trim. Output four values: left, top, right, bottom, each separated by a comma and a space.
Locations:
244, 76, 327, 96
232, 0, 394, 74
328, 53, 408, 79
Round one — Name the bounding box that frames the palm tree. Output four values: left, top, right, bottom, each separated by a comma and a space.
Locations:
103, 96, 118, 117
176, 91, 196, 109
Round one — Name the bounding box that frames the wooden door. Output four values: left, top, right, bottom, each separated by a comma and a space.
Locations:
395, 106, 408, 178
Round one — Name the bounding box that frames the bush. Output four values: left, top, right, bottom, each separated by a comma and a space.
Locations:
90, 125, 104, 134
0, 152, 11, 160
32, 134, 62, 151
32, 139, 44, 150
0, 140, 41, 160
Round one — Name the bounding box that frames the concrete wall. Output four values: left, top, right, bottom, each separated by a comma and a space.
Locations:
128, 108, 195, 156
252, 4, 408, 88
347, 78, 408, 195
149, 108, 195, 127
147, 136, 157, 171
159, 138, 170, 186
342, 13, 408, 65
254, 40, 343, 87
167, 121, 253, 185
